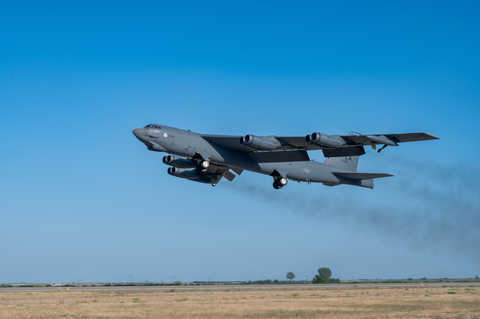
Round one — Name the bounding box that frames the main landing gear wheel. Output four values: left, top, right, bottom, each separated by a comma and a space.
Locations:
272, 177, 288, 189
200, 160, 210, 169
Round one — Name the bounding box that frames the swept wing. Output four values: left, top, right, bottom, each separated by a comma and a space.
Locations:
202, 132, 438, 157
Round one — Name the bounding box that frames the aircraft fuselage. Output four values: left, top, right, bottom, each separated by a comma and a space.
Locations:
132, 125, 359, 187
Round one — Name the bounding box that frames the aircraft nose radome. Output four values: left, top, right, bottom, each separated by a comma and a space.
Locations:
133, 128, 145, 140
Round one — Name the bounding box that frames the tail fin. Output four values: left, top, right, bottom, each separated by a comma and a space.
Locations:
324, 156, 359, 172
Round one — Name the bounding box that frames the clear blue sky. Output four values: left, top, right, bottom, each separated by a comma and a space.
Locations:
1, 1, 479, 283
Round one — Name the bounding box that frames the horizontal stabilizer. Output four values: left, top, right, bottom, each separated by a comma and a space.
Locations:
322, 146, 365, 158
333, 172, 393, 180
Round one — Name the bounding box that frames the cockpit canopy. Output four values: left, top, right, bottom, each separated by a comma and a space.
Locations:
145, 124, 162, 129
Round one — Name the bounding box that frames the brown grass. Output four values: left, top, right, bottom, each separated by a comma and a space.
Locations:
0, 286, 479, 318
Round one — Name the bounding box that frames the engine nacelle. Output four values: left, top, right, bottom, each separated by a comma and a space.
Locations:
240, 134, 282, 150
167, 167, 221, 185
306, 132, 346, 147
163, 155, 196, 168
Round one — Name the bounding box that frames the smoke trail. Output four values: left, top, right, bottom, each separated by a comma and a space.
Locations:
226, 160, 480, 264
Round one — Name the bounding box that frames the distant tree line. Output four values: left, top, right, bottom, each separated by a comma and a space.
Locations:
282, 267, 339, 284
311, 267, 339, 284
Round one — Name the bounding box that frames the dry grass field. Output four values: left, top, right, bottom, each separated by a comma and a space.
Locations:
1, 285, 479, 319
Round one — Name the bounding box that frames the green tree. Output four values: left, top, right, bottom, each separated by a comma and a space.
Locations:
286, 272, 295, 282
312, 267, 332, 284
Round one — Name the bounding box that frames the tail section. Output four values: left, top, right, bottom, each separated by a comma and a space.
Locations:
325, 156, 392, 189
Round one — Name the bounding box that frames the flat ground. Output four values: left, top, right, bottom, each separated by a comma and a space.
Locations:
1, 284, 479, 319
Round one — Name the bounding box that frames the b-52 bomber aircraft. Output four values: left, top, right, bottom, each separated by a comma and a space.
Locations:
133, 124, 438, 190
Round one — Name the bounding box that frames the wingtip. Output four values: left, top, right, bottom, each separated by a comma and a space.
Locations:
426, 133, 440, 140
380, 173, 394, 178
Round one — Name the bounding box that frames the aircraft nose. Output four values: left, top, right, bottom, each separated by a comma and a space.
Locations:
133, 128, 146, 140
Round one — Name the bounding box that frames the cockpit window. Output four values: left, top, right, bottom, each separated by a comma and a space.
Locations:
145, 124, 162, 129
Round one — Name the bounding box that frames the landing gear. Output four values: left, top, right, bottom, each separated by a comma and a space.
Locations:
196, 159, 210, 173
377, 144, 388, 153
272, 176, 288, 189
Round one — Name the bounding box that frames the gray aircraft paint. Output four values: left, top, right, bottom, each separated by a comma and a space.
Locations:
133, 125, 436, 189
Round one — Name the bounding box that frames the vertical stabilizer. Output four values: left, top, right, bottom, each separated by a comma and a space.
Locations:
324, 156, 359, 172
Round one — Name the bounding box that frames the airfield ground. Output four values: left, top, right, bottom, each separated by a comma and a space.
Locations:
1, 283, 479, 319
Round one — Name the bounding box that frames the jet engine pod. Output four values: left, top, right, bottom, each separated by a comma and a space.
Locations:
168, 167, 202, 178
168, 166, 195, 178
306, 132, 346, 148
163, 155, 196, 168
167, 166, 178, 175
240, 134, 282, 150
167, 167, 222, 185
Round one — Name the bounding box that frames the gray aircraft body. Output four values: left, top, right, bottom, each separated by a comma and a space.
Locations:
133, 125, 438, 189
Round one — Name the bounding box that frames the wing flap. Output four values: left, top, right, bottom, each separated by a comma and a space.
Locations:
231, 167, 243, 175
322, 146, 365, 157
250, 150, 310, 163
202, 135, 324, 152
222, 170, 236, 182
